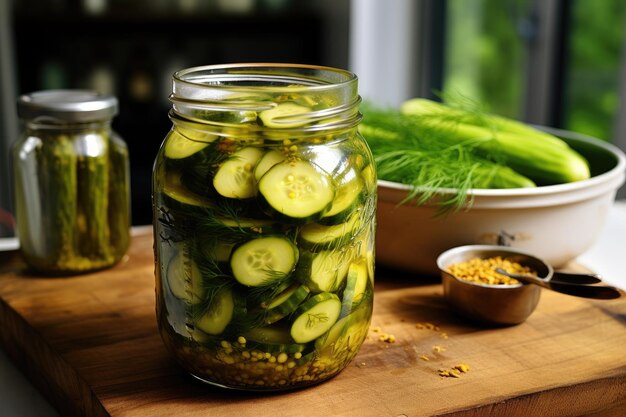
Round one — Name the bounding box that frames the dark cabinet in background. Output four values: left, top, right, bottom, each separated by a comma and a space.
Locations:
12, 1, 326, 225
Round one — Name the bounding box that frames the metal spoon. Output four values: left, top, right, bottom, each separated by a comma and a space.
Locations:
495, 268, 624, 300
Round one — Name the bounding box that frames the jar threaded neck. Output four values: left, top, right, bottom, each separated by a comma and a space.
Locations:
169, 63, 362, 135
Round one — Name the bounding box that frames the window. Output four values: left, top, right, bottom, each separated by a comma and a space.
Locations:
444, 0, 529, 119
562, 0, 626, 141
352, 0, 626, 146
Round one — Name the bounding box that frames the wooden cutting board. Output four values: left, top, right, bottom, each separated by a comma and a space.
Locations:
1, 228, 625, 417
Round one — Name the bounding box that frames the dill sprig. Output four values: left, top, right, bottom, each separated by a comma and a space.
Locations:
247, 275, 295, 308
194, 203, 273, 242
191, 280, 234, 320
244, 275, 306, 329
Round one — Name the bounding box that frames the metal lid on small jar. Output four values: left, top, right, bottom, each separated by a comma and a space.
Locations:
17, 90, 118, 123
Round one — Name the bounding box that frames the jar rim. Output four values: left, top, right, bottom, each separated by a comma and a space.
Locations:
170, 63, 362, 134
172, 63, 358, 94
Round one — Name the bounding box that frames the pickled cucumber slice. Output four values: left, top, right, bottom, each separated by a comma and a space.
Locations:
298, 213, 361, 251
315, 303, 371, 358
259, 102, 312, 128
164, 130, 211, 159
297, 246, 356, 293
195, 287, 235, 335
214, 216, 276, 232
319, 174, 365, 225
254, 149, 287, 181
166, 251, 205, 304
213, 147, 264, 199
243, 324, 307, 353
340, 258, 369, 317
361, 162, 376, 190
258, 160, 334, 222
263, 283, 310, 325
215, 242, 235, 264
176, 124, 220, 143
230, 236, 298, 287
290, 293, 342, 344
162, 171, 212, 208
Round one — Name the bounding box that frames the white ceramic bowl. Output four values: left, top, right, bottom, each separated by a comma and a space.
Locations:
375, 127, 626, 275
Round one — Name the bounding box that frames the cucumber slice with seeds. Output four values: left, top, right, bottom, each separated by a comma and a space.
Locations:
262, 283, 310, 325
258, 159, 334, 223
230, 236, 299, 287
290, 293, 341, 344
213, 147, 264, 199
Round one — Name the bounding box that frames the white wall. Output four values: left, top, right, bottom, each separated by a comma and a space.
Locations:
349, 0, 419, 107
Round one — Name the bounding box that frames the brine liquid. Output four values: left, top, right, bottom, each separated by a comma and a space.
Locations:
153, 122, 376, 390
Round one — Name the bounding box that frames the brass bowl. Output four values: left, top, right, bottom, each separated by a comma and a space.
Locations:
436, 245, 552, 326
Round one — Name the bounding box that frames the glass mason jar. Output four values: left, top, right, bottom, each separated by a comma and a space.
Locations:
13, 90, 131, 274
153, 64, 376, 390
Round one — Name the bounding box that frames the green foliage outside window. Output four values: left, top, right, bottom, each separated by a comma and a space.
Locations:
443, 0, 626, 143
443, 0, 528, 119
564, 0, 626, 141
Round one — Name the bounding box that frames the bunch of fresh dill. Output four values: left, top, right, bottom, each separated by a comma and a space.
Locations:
359, 101, 533, 210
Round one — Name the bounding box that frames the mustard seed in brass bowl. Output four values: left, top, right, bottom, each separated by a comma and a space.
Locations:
436, 245, 551, 326
445, 256, 539, 286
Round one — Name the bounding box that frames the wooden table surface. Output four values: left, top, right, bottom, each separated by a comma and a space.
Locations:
0, 228, 625, 417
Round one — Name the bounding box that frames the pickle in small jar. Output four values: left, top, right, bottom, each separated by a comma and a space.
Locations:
13, 90, 131, 274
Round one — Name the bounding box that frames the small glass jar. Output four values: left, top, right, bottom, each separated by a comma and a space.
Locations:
153, 64, 376, 390
13, 90, 131, 274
